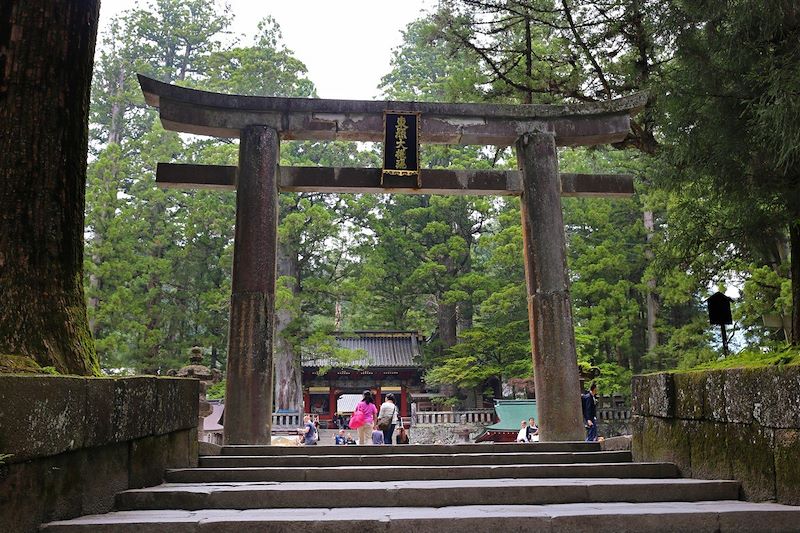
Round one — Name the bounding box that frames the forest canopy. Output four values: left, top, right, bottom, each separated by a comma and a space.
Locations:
83, 0, 799, 403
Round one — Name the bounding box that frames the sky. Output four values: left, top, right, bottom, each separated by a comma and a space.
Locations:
99, 0, 433, 100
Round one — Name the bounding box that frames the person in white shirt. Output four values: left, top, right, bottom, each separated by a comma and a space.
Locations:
377, 394, 400, 445
516, 420, 528, 442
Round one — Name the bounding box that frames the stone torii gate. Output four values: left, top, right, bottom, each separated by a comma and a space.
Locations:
138, 75, 644, 444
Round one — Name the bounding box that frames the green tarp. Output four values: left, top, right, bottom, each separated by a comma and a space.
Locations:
485, 399, 538, 431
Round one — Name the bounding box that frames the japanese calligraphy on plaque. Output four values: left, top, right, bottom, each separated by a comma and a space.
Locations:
382, 111, 421, 188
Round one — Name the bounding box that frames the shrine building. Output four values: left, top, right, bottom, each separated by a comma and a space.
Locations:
302, 331, 424, 426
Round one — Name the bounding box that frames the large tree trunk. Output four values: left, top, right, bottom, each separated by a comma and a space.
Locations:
643, 210, 658, 371
274, 242, 303, 412
791, 218, 799, 346
0, 1, 100, 375
435, 298, 459, 401
437, 300, 458, 356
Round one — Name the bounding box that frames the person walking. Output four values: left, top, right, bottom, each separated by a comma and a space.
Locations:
582, 382, 599, 442
299, 414, 317, 445
377, 393, 400, 445
349, 390, 378, 445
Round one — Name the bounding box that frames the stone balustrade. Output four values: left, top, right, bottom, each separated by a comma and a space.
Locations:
273, 412, 302, 428
413, 409, 496, 426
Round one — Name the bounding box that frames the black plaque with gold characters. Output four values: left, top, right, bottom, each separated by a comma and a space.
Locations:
382, 111, 421, 188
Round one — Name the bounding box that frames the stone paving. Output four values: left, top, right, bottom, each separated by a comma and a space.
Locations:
200, 449, 634, 467
166, 461, 678, 482
117, 477, 740, 506
42, 502, 800, 532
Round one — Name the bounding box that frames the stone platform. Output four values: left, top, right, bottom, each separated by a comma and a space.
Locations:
41, 442, 800, 532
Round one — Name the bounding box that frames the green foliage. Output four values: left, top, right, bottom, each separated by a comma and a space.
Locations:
656, 0, 800, 345
737, 265, 793, 345
85, 2, 329, 374
379, 16, 484, 103
84, 0, 798, 406
592, 363, 633, 396
677, 346, 800, 372
206, 380, 226, 400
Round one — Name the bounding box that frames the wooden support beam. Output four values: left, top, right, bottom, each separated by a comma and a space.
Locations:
156, 163, 635, 197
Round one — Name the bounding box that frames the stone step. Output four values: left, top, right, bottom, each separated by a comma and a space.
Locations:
167, 461, 678, 483
200, 450, 632, 468
41, 501, 800, 532
115, 478, 739, 511
220, 441, 600, 456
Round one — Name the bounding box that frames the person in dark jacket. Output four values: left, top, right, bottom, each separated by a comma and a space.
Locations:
581, 382, 598, 442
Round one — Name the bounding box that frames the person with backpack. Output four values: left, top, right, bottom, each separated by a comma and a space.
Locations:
348, 390, 378, 445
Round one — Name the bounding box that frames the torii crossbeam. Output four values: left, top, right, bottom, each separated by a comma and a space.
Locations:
139, 74, 644, 444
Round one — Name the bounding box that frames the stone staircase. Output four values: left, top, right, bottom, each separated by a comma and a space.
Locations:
41, 442, 800, 532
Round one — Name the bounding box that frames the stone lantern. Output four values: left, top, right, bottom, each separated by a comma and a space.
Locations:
176, 346, 215, 428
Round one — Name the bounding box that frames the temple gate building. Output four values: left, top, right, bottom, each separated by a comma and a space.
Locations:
302, 331, 424, 427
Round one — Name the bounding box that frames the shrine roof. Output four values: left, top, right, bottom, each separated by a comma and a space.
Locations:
485, 399, 539, 431
302, 331, 422, 369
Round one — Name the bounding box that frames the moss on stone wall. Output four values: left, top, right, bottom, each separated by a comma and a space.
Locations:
633, 367, 800, 505
677, 347, 800, 372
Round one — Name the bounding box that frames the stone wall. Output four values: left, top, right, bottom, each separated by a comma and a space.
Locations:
0, 375, 199, 533
631, 367, 800, 505
410, 423, 487, 444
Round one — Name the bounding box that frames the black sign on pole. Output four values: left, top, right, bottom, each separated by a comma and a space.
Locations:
707, 292, 733, 326
382, 111, 420, 188
706, 291, 734, 356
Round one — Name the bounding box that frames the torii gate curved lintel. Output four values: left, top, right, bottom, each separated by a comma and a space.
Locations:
138, 74, 644, 146
138, 75, 645, 444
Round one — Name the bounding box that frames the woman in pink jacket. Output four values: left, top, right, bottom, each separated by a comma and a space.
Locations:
349, 390, 378, 444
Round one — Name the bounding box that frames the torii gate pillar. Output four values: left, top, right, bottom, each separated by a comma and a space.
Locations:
223, 125, 278, 444
517, 132, 585, 442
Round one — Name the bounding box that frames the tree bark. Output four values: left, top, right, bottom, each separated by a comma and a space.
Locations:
274, 241, 303, 412
791, 218, 799, 346
0, 1, 100, 374
643, 210, 658, 370
437, 300, 458, 356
